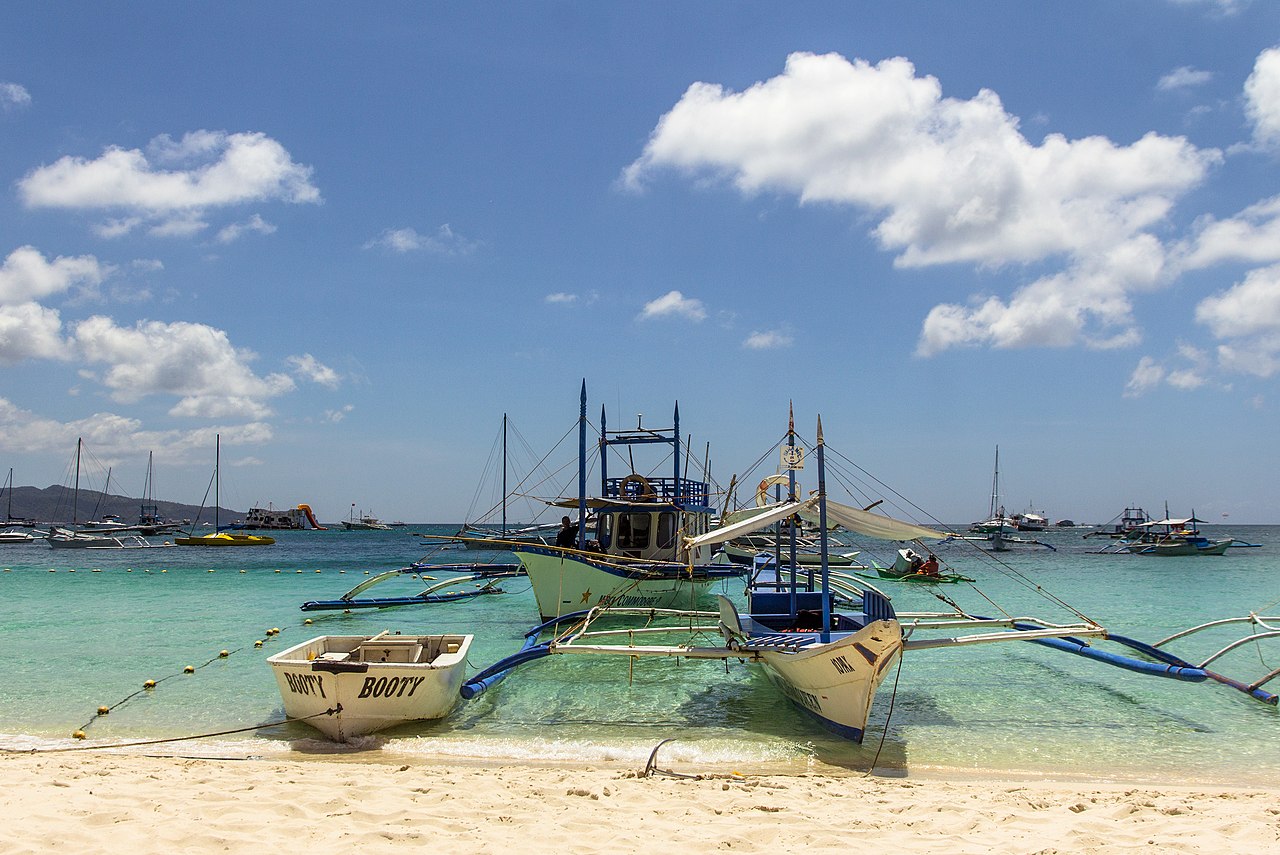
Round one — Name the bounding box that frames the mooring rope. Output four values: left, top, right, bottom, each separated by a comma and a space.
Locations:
4, 707, 342, 755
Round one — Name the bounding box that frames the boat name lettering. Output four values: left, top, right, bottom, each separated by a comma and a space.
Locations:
357, 675, 428, 700
831, 655, 856, 675
284, 672, 327, 699
776, 680, 822, 714
596, 594, 662, 608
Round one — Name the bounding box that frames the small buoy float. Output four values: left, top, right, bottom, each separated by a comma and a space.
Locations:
160, 569, 167, 573
296, 569, 303, 574
271, 627, 280, 635
315, 569, 321, 574
48, 568, 56, 573
126, 568, 133, 573
207, 569, 215, 573
72, 730, 86, 740
254, 640, 263, 648
183, 665, 195, 674
339, 570, 346, 574
97, 705, 109, 716
239, 569, 246, 574
219, 650, 229, 658
363, 571, 370, 576
69, 569, 76, 573
303, 618, 313, 625
143, 679, 156, 689
92, 569, 102, 573
274, 569, 281, 574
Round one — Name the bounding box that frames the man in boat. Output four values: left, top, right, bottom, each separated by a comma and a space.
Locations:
920, 553, 940, 576
555, 515, 579, 548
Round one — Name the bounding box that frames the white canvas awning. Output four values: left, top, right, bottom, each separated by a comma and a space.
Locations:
807, 500, 949, 542
685, 499, 817, 549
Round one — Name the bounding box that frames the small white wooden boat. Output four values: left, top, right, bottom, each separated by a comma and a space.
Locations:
268, 631, 471, 741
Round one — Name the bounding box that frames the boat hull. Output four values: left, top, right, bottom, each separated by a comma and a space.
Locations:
515, 547, 726, 621
756, 621, 903, 742
268, 634, 471, 741
175, 532, 275, 546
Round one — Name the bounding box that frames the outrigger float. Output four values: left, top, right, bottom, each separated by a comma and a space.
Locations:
461, 410, 1278, 744
300, 563, 525, 612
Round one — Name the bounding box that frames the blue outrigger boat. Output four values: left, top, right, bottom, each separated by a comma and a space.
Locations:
460, 409, 1278, 743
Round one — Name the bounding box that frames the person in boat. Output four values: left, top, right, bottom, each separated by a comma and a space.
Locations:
908, 550, 924, 572
919, 553, 940, 576
555, 516, 579, 548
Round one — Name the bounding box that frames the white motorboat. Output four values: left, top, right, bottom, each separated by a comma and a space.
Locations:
268, 631, 472, 741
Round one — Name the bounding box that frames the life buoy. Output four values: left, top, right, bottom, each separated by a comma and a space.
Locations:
755, 474, 792, 507
619, 473, 657, 501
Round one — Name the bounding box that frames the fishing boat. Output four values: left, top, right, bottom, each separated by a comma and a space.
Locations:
340, 506, 391, 530
497, 383, 741, 621
1123, 516, 1232, 556
1085, 505, 1153, 539
175, 435, 274, 547
464, 409, 1279, 744
861, 547, 974, 583
267, 630, 472, 741
47, 530, 173, 549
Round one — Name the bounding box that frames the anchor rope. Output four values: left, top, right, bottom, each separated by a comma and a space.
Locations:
4, 708, 342, 755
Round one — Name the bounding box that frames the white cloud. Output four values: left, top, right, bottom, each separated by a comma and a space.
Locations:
1, 82, 31, 110
72, 316, 295, 418
1178, 195, 1280, 269
287, 353, 340, 388
743, 329, 794, 349
545, 292, 578, 304
18, 131, 320, 235
623, 52, 1220, 356
0, 302, 68, 364
0, 395, 273, 465
324, 404, 355, 423
1157, 66, 1213, 91
0, 246, 109, 304
917, 237, 1160, 355
363, 224, 479, 255
217, 214, 277, 243
1124, 356, 1166, 397
1192, 263, 1280, 378
638, 290, 707, 321
1244, 47, 1280, 148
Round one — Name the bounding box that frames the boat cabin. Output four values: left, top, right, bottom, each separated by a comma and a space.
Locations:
580, 472, 715, 563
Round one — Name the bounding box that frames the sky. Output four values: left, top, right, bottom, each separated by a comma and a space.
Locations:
2, 1, 1279, 526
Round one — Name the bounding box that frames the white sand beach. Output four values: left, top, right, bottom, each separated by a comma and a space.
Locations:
2, 753, 1276, 854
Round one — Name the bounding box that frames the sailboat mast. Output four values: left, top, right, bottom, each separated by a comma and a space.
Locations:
577, 381, 587, 551
501, 414, 508, 536
214, 434, 220, 532
73, 437, 82, 524
990, 445, 1001, 519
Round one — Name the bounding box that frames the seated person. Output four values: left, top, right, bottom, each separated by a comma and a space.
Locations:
919, 553, 940, 576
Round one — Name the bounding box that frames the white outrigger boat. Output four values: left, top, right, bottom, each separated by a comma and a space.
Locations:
493, 382, 741, 621
463, 410, 1278, 742
268, 630, 472, 741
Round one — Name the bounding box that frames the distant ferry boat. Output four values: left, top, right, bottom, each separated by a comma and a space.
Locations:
238, 503, 325, 530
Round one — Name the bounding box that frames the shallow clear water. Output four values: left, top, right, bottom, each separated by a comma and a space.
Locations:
2, 525, 1276, 783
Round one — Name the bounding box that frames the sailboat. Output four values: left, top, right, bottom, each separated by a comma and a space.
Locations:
0, 468, 38, 543
969, 445, 1016, 534
175, 435, 274, 547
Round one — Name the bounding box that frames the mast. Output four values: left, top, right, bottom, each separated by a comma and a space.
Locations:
817, 414, 831, 643
72, 437, 81, 524
214, 434, 220, 532
989, 445, 1000, 520
4, 467, 11, 523
673, 402, 681, 504
787, 403, 799, 615
577, 381, 587, 550
501, 414, 508, 536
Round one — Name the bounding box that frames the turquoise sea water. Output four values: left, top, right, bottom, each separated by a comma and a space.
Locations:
2, 524, 1277, 784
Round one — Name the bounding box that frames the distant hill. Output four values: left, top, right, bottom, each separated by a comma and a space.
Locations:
1, 484, 244, 527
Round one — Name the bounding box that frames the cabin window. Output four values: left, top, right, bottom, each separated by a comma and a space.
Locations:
593, 514, 610, 548
657, 512, 676, 549
616, 513, 651, 550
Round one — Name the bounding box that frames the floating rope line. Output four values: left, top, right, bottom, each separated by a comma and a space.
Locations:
76, 628, 286, 736
6, 707, 342, 755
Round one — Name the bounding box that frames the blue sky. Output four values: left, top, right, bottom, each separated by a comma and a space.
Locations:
2, 1, 1279, 525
